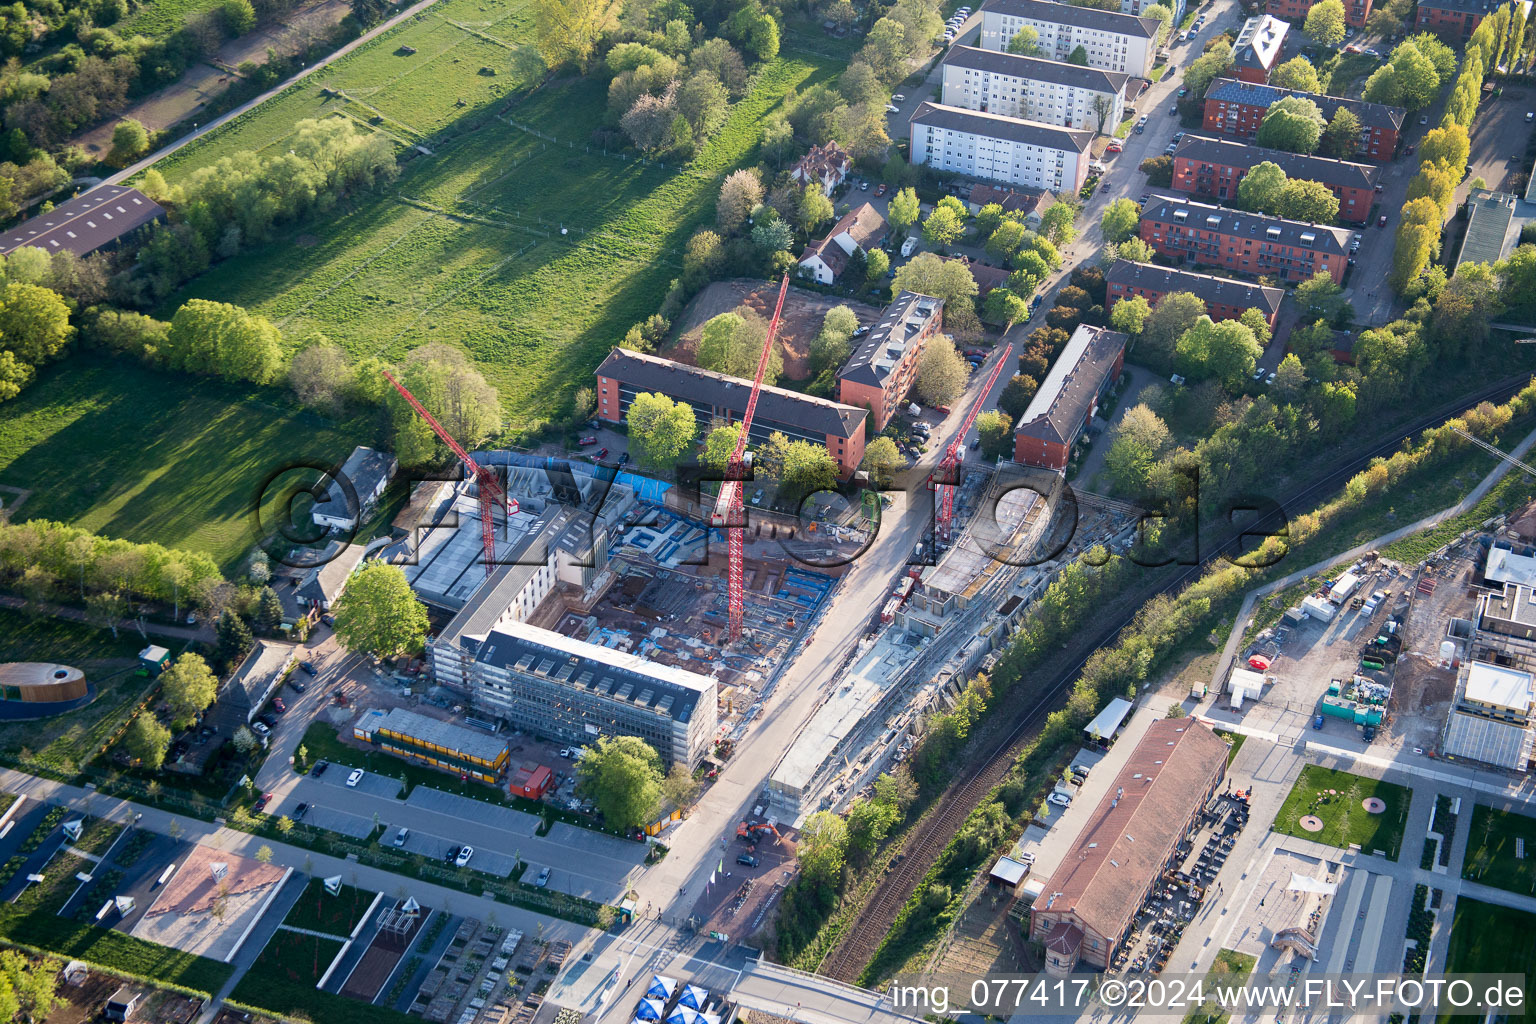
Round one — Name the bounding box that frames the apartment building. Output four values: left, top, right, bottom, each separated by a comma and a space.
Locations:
978, 0, 1161, 77
940, 45, 1129, 131
910, 101, 1094, 194
594, 348, 867, 477
838, 291, 946, 430
1202, 78, 1404, 161
1013, 324, 1126, 472
1230, 14, 1288, 83
1139, 194, 1351, 283
1105, 260, 1284, 327
1265, 0, 1371, 28
1171, 134, 1380, 224
1415, 0, 1531, 39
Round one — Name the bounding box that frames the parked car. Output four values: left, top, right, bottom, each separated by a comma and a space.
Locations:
535, 866, 551, 886
271, 697, 286, 714
250, 721, 270, 737
294, 802, 308, 819
853, 324, 870, 336
595, 447, 609, 460
455, 845, 474, 867
256, 792, 273, 810
1266, 371, 1277, 385
299, 661, 318, 676
1252, 367, 1264, 381
736, 853, 759, 867
444, 845, 462, 864
1106, 140, 1123, 153
893, 93, 906, 101
875, 183, 887, 196
559, 747, 571, 758
347, 768, 364, 787
618, 451, 630, 466
258, 712, 277, 728
394, 827, 411, 847
886, 103, 900, 113
290, 679, 307, 693
1047, 791, 1071, 807
859, 180, 869, 190
312, 760, 328, 777
578, 436, 598, 446
1168, 104, 1177, 115
1378, 214, 1388, 227
1419, 115, 1428, 125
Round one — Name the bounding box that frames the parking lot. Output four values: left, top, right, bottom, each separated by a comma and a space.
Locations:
1465, 85, 1536, 197
388, 824, 521, 877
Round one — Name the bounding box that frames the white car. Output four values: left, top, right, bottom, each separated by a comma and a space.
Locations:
393, 827, 410, 847
886, 103, 900, 113
1047, 791, 1072, 808
346, 768, 364, 787
535, 867, 551, 887
1266, 371, 1277, 386
893, 93, 906, 101
250, 721, 270, 737
455, 845, 474, 867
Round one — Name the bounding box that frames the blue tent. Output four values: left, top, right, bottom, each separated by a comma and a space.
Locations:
646, 976, 677, 1001
635, 999, 664, 1021
665, 1009, 691, 1024
679, 985, 709, 1011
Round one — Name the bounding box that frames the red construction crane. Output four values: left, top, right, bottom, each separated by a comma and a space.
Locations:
711, 275, 790, 644
382, 369, 518, 577
932, 343, 1013, 544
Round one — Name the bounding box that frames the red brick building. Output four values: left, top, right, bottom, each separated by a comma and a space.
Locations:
1202, 78, 1403, 162
1265, 0, 1371, 28
1230, 14, 1288, 83
594, 348, 867, 478
1013, 324, 1126, 472
1414, 0, 1526, 39
838, 291, 946, 430
1139, 194, 1352, 284
1105, 260, 1284, 328
1171, 134, 1380, 224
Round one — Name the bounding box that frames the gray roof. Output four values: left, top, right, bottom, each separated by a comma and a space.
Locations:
0, 185, 164, 257
469, 621, 712, 722
942, 45, 1130, 94
361, 706, 507, 763
911, 101, 1095, 153
1106, 260, 1283, 319
1205, 78, 1405, 133
1140, 193, 1351, 254
297, 542, 370, 607
595, 348, 865, 439
1232, 14, 1287, 71
840, 291, 945, 388
317, 446, 397, 521
1173, 134, 1380, 190
1459, 188, 1536, 269
220, 640, 297, 713
979, 0, 1161, 37
1015, 324, 1126, 447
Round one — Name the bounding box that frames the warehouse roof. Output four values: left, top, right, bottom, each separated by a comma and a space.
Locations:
942, 45, 1130, 94
595, 348, 865, 439
0, 185, 164, 257
979, 0, 1161, 37
363, 706, 509, 763
1106, 260, 1283, 319
1034, 719, 1229, 946
841, 291, 945, 388
1205, 78, 1405, 132
1174, 134, 1380, 190
1463, 662, 1535, 713
1015, 324, 1125, 447
1140, 193, 1351, 254
910, 101, 1095, 153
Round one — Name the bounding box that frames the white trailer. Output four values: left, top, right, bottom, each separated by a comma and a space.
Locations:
1328, 571, 1361, 605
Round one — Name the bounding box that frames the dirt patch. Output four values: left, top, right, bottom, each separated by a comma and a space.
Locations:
666, 279, 885, 382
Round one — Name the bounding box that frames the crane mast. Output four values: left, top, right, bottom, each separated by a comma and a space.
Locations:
932, 343, 1013, 543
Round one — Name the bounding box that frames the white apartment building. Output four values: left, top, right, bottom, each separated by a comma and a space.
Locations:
978, 0, 1160, 77
941, 45, 1128, 132
909, 101, 1093, 193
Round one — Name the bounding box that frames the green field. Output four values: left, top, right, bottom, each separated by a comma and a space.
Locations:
149, 0, 835, 429
1463, 804, 1536, 896
0, 910, 234, 995
281, 878, 375, 936
232, 928, 418, 1024
1272, 765, 1411, 860
116, 0, 229, 38
0, 354, 368, 573
0, 608, 147, 664
1442, 898, 1536, 1024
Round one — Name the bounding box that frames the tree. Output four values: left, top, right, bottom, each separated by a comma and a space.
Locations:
1184, 47, 1235, 98
532, 0, 621, 70
124, 713, 171, 770
1303, 0, 1346, 43
214, 612, 253, 666
621, 88, 679, 152
1110, 294, 1152, 336
1276, 178, 1339, 222
1174, 316, 1262, 389
1100, 198, 1141, 243
1366, 42, 1440, 109
0, 282, 72, 369
914, 340, 968, 406
1066, 44, 1089, 65
1432, 262, 1502, 355
0, 951, 64, 1023
1143, 3, 1173, 46
627, 392, 696, 470
975, 409, 1013, 460
1006, 25, 1042, 55
255, 844, 274, 863
698, 310, 782, 382
1236, 161, 1288, 213
997, 374, 1038, 421
1296, 271, 1350, 325
779, 440, 838, 495
751, 218, 794, 255
232, 727, 257, 754
1316, 108, 1363, 160
892, 252, 979, 308
108, 118, 150, 167
1272, 352, 1307, 401
661, 764, 699, 811
888, 187, 921, 237
811, 306, 858, 374
1420, 124, 1470, 178
388, 343, 502, 466
797, 809, 847, 889
922, 203, 965, 247
865, 248, 889, 283
1039, 202, 1078, 246
165, 299, 284, 384
677, 72, 729, 137
1257, 101, 1324, 154
983, 288, 1029, 330
161, 652, 218, 729
717, 169, 763, 232
1140, 291, 1208, 370
576, 735, 662, 829
1140, 155, 1174, 188
799, 184, 834, 234
332, 562, 429, 659
1104, 403, 1172, 495
1270, 56, 1322, 92
861, 437, 903, 484
289, 340, 351, 412
221, 0, 255, 33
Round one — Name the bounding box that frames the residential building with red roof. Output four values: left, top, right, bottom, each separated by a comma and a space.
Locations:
1013, 324, 1125, 471
1139, 193, 1352, 283
1202, 78, 1403, 161
798, 203, 889, 284
1171, 134, 1380, 224
1105, 260, 1284, 327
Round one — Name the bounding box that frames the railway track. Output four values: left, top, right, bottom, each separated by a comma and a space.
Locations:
816, 372, 1534, 984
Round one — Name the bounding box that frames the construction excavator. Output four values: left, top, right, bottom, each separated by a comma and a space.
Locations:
736, 820, 780, 844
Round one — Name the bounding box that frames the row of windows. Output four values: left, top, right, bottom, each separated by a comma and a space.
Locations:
379, 743, 501, 783
377, 729, 506, 768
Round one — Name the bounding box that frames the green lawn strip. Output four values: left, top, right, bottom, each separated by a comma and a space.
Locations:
1273, 765, 1410, 859
116, 0, 227, 37
1462, 804, 1536, 896
0, 609, 147, 664
1216, 731, 1246, 765
11, 852, 92, 916
230, 929, 420, 1024
281, 878, 375, 936
1180, 947, 1256, 1024
68, 817, 125, 857
0, 911, 233, 994
1440, 898, 1536, 1024
0, 354, 370, 574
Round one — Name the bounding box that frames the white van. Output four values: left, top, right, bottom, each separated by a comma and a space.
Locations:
900, 236, 918, 257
